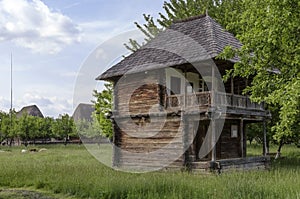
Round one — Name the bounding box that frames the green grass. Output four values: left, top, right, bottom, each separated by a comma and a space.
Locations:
0, 144, 299, 199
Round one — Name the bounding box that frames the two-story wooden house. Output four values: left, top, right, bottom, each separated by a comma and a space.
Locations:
97, 14, 270, 172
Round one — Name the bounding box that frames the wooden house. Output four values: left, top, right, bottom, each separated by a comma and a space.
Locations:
97, 14, 270, 172
17, 105, 44, 118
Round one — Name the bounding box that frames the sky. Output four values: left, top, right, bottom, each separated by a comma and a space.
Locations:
0, 0, 165, 118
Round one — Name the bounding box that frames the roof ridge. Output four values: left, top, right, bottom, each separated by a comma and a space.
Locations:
173, 13, 207, 23
207, 16, 217, 55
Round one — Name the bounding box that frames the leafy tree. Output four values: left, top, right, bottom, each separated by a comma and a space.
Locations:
0, 111, 7, 143
52, 114, 77, 145
0, 110, 18, 146
18, 113, 38, 146
76, 114, 102, 139
37, 117, 54, 143
93, 83, 113, 139
222, 0, 300, 156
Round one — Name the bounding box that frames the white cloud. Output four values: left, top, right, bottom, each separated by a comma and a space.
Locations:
0, 96, 11, 111
59, 71, 80, 78
0, 92, 73, 118
0, 0, 81, 54
78, 20, 136, 45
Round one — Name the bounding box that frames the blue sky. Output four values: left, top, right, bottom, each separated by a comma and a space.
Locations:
0, 0, 165, 117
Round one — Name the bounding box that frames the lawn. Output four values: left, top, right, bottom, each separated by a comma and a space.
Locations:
0, 144, 299, 199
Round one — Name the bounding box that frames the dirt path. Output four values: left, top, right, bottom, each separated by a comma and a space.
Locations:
0, 189, 56, 199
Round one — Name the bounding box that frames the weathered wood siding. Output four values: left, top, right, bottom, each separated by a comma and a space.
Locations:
113, 116, 184, 170
217, 120, 242, 159
115, 70, 165, 116
187, 119, 243, 161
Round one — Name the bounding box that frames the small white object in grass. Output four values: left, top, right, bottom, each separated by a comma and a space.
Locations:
21, 149, 27, 153
38, 148, 47, 152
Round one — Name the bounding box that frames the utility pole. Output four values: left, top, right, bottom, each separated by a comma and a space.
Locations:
9, 53, 13, 146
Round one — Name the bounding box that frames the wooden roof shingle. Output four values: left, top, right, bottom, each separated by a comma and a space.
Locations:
16, 105, 44, 118
98, 14, 241, 81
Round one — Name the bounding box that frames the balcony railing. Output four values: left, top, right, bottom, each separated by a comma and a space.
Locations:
166, 92, 264, 111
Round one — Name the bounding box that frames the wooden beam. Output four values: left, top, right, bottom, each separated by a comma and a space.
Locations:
182, 115, 190, 168
263, 119, 267, 156
112, 119, 120, 167
240, 119, 244, 157
113, 81, 118, 112
211, 66, 216, 105
243, 122, 247, 157
211, 66, 217, 162
231, 75, 234, 95
184, 68, 187, 109
211, 119, 216, 162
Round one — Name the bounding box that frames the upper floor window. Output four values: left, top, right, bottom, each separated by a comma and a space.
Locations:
170, 76, 181, 95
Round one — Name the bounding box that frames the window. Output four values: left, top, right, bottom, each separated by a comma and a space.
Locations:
187, 82, 194, 93
231, 125, 238, 138
170, 76, 181, 95
199, 78, 208, 92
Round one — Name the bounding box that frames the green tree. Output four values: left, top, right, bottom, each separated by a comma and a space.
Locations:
52, 114, 77, 145
76, 115, 102, 139
37, 117, 54, 143
222, 0, 300, 156
93, 83, 113, 139
0, 111, 7, 143
18, 113, 38, 146
0, 110, 18, 146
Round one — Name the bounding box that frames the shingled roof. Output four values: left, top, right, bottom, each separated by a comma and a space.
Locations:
17, 105, 44, 118
98, 14, 242, 81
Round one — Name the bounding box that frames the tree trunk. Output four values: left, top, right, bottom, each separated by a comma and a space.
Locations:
9, 138, 14, 147
275, 141, 284, 159
64, 136, 68, 146
266, 139, 270, 154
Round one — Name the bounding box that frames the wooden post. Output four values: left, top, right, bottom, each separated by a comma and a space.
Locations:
243, 122, 247, 157
240, 119, 244, 158
211, 66, 216, 162
245, 78, 248, 108
183, 114, 190, 168
113, 82, 118, 112
158, 69, 165, 110
231, 75, 234, 106
263, 119, 267, 156
184, 68, 187, 109
231, 75, 234, 94
112, 119, 120, 167
211, 118, 216, 162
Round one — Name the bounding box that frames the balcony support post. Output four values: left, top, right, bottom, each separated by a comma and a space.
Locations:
240, 119, 245, 157
211, 66, 217, 162
211, 118, 216, 162
263, 119, 268, 156
231, 75, 234, 106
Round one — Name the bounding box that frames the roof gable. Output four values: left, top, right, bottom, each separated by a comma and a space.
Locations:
98, 14, 241, 81
17, 105, 44, 118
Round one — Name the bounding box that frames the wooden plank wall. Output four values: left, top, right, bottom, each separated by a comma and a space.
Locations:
113, 70, 185, 170
116, 70, 162, 116
114, 116, 184, 170
218, 120, 242, 159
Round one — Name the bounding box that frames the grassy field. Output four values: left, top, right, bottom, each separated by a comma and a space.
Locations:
0, 144, 299, 199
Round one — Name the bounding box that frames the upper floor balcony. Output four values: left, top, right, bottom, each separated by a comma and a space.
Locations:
166, 91, 265, 114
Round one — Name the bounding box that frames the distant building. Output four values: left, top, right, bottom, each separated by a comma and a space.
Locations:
17, 105, 44, 118
72, 103, 94, 122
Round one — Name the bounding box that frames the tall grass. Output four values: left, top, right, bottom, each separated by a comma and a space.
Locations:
0, 144, 299, 199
